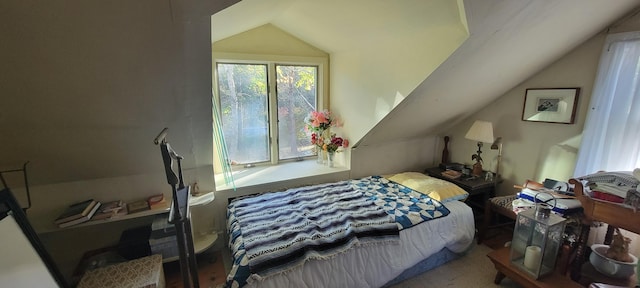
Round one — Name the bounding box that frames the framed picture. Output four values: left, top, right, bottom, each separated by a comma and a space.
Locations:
521, 88, 580, 124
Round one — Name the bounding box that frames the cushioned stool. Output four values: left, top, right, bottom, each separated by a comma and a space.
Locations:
77, 254, 164, 288
478, 194, 518, 244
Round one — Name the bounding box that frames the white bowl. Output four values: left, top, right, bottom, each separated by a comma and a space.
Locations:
589, 244, 638, 278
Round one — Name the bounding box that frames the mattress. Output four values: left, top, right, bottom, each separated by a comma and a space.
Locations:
225, 177, 475, 288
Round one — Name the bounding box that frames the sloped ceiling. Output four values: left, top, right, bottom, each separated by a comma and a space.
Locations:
212, 0, 466, 53
359, 0, 640, 147
213, 0, 640, 149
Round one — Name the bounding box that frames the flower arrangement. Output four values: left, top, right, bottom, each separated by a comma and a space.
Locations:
305, 110, 348, 158
305, 110, 334, 133
323, 134, 349, 153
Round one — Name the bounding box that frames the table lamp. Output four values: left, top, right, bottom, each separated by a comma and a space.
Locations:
464, 120, 494, 177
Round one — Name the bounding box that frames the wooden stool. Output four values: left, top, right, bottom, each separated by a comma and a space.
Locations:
478, 194, 518, 244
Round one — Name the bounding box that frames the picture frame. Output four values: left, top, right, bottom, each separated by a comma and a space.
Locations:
521, 88, 580, 124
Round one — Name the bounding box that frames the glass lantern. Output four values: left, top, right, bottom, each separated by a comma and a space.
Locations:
510, 194, 567, 279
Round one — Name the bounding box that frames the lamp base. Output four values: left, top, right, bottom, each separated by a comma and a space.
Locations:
472, 162, 483, 177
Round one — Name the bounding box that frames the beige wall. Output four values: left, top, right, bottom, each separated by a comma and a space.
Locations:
446, 12, 640, 196
0, 0, 235, 281
446, 32, 602, 196
330, 2, 468, 145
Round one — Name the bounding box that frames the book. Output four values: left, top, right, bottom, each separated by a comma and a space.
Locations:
54, 199, 97, 225
128, 200, 150, 214
441, 169, 462, 180
100, 200, 124, 213
89, 200, 125, 221
147, 194, 167, 210
58, 202, 101, 228
89, 209, 115, 221
110, 205, 129, 219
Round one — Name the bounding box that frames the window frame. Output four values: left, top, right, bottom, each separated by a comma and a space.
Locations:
212, 53, 329, 167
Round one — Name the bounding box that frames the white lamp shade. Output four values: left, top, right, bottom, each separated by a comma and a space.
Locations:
465, 120, 494, 143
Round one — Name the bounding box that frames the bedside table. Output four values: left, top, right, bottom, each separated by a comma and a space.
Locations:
425, 167, 495, 216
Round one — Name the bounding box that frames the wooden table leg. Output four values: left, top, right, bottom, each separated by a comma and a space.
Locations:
494, 271, 506, 284
478, 199, 493, 244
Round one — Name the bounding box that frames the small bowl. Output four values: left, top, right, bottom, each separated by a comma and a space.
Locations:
589, 244, 638, 278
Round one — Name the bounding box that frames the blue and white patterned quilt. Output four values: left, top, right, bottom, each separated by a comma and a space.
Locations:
225, 176, 450, 287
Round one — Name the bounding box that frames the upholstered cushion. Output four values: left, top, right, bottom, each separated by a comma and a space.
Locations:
386, 172, 469, 202
77, 254, 164, 288
490, 195, 518, 209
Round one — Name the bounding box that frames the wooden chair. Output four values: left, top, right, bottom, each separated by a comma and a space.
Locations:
478, 180, 546, 244
478, 194, 518, 244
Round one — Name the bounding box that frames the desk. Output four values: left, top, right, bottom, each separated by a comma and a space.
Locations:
425, 167, 495, 215
487, 247, 582, 288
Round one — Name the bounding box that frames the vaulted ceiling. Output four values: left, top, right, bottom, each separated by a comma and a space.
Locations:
213, 0, 640, 148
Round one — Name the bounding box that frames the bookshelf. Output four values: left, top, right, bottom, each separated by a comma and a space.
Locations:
34, 192, 215, 234
35, 191, 217, 265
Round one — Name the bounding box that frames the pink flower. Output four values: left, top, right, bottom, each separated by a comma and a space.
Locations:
316, 112, 328, 124
324, 134, 348, 153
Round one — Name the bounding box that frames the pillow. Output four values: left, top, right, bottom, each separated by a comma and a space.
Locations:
386, 172, 469, 202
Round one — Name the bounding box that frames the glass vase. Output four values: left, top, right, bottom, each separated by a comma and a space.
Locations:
327, 152, 335, 167
316, 150, 324, 164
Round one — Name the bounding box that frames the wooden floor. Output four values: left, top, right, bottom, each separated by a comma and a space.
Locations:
163, 250, 226, 288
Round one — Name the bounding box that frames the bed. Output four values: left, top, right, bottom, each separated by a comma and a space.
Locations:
225, 172, 475, 288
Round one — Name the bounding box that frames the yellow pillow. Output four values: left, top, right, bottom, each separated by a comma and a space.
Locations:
386, 172, 468, 202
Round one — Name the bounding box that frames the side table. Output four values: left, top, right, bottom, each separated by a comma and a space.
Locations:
487, 246, 582, 288
425, 167, 495, 215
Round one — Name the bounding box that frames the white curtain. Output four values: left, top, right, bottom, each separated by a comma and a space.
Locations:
212, 95, 235, 190
574, 31, 640, 177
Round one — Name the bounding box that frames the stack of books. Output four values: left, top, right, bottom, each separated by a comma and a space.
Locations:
54, 199, 102, 228
91, 200, 127, 221
148, 214, 178, 260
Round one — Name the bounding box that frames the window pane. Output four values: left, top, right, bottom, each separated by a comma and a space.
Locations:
216, 63, 270, 165
276, 65, 318, 160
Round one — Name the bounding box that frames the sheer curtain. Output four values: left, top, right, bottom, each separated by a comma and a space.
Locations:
574, 31, 640, 256
574, 31, 640, 177
212, 96, 235, 190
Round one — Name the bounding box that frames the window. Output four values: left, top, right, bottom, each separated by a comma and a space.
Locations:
214, 60, 324, 166
574, 31, 640, 176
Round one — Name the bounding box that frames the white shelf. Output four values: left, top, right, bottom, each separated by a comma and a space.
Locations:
36, 191, 215, 234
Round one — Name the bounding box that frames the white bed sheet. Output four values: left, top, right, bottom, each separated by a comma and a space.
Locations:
243, 200, 475, 288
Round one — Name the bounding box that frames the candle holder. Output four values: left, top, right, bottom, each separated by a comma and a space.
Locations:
509, 192, 567, 279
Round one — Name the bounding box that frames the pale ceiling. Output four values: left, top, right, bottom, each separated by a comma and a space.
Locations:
212, 0, 640, 148
212, 0, 465, 53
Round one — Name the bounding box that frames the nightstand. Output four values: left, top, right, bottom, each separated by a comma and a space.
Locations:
425, 167, 495, 217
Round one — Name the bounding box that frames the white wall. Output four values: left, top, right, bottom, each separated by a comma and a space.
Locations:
330, 1, 468, 144
350, 137, 440, 179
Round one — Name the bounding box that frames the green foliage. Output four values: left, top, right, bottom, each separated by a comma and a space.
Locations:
215, 62, 319, 163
